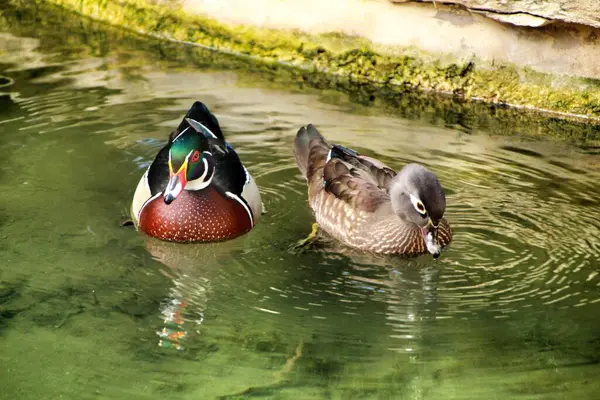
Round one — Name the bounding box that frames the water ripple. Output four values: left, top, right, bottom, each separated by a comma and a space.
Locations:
3, 10, 600, 399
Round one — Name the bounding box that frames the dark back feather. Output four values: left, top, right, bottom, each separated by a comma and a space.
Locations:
212, 144, 247, 197
169, 101, 225, 142
147, 144, 170, 195
330, 144, 396, 191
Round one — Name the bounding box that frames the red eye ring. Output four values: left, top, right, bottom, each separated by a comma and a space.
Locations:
190, 150, 201, 163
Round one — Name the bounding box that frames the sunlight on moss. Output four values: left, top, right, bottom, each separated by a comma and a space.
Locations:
18, 0, 600, 121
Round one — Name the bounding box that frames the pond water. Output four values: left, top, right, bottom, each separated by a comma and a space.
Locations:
1, 4, 600, 400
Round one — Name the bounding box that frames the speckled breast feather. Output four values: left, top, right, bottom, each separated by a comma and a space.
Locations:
138, 188, 253, 243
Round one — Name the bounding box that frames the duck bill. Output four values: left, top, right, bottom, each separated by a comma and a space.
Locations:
164, 165, 188, 204
422, 221, 441, 259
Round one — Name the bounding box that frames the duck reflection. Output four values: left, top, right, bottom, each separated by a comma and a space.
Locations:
384, 264, 441, 354
142, 237, 246, 351
334, 249, 442, 355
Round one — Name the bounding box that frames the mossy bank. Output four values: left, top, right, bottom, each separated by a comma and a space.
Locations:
11, 0, 600, 122
3, 0, 600, 145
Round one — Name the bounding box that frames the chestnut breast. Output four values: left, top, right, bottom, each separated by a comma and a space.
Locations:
138, 188, 252, 243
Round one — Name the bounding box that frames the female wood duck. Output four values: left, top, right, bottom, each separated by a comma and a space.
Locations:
293, 124, 452, 258
130, 101, 262, 243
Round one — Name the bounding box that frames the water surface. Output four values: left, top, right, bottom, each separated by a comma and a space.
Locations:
1, 4, 600, 400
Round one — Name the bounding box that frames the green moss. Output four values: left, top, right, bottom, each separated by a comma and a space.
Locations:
12, 0, 600, 121
2, 0, 600, 144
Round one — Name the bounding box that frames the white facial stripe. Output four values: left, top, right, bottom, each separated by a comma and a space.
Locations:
409, 193, 426, 215
185, 158, 213, 191
185, 150, 210, 165
138, 192, 162, 221
185, 118, 217, 138
226, 191, 254, 226
172, 126, 190, 142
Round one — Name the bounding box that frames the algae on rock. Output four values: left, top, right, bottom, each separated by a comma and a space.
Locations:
2, 0, 600, 145
19, 0, 600, 121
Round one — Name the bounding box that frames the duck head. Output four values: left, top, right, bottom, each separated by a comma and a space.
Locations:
389, 163, 447, 259
164, 118, 226, 204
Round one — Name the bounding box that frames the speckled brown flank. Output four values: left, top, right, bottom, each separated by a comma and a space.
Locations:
295, 125, 453, 257
138, 188, 252, 243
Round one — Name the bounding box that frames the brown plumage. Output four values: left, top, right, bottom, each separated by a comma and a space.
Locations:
293, 124, 452, 258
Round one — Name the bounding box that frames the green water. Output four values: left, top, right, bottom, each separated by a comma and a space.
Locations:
1, 4, 600, 400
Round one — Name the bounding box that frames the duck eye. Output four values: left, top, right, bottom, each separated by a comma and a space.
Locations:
409, 194, 427, 217
190, 150, 200, 163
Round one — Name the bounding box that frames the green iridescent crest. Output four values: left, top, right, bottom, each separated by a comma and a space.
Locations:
170, 131, 202, 171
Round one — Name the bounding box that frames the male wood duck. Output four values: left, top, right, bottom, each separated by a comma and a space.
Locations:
130, 101, 262, 243
293, 124, 452, 258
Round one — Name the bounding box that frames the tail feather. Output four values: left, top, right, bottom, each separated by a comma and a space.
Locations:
170, 101, 225, 142
293, 124, 330, 180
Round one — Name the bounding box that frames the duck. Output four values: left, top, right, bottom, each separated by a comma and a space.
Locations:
293, 124, 452, 258
130, 101, 262, 243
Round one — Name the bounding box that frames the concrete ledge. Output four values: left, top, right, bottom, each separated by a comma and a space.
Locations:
16, 0, 600, 122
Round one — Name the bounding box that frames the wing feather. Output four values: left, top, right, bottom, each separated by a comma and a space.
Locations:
323, 158, 389, 212
330, 144, 396, 191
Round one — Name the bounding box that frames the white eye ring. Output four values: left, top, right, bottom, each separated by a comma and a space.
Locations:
409, 194, 426, 215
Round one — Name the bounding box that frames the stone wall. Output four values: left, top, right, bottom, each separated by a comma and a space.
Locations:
26, 0, 600, 121
181, 0, 600, 80
394, 0, 600, 28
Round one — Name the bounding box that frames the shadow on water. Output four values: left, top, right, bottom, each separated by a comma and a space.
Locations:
1, 1, 600, 399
